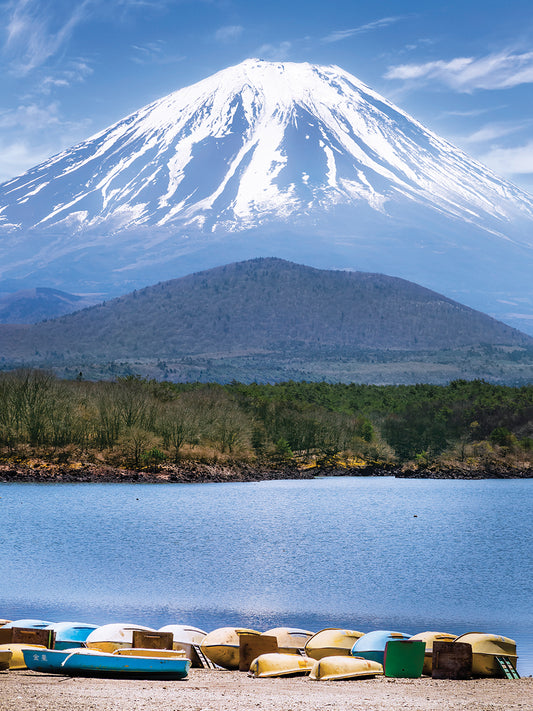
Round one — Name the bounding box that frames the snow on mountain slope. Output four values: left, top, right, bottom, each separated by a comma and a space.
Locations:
1, 58, 532, 235
0, 59, 532, 332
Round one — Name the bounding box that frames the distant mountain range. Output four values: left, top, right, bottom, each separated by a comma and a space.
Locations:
1, 259, 532, 384
0, 59, 532, 334
0, 287, 99, 324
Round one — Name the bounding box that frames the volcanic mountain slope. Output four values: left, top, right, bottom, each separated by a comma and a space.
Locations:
1, 259, 532, 385
0, 59, 532, 331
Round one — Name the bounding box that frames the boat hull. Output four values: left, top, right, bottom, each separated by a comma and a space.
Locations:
408, 632, 457, 675
351, 631, 411, 666
0, 643, 47, 669
454, 633, 518, 677
200, 627, 260, 670
261, 627, 314, 654
310, 655, 383, 681
305, 628, 364, 660
158, 624, 207, 667
46, 622, 98, 651
85, 623, 156, 653
0, 650, 12, 671
249, 653, 315, 678
23, 648, 191, 680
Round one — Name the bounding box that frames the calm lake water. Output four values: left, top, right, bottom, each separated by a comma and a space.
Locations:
0, 477, 531, 674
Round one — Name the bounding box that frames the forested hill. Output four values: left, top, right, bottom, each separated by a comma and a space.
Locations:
1, 259, 531, 366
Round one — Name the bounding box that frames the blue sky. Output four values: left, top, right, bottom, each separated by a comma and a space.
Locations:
1, 0, 532, 192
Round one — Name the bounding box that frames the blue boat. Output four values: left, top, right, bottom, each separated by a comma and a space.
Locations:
351, 631, 411, 665
23, 648, 191, 680
22, 648, 73, 673
2, 619, 52, 629
45, 622, 98, 650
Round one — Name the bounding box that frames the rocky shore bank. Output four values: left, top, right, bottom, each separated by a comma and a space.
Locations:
0, 459, 530, 483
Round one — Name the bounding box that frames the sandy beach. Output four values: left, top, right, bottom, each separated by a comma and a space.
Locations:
1, 668, 531, 711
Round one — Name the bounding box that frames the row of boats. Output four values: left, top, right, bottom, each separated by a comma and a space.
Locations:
0, 617, 519, 681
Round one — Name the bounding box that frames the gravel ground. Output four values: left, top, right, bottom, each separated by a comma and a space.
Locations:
1, 669, 531, 711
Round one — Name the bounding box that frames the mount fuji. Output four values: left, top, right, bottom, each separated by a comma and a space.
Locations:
1, 59, 532, 333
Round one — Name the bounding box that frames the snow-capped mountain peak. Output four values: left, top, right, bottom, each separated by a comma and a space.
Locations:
1, 58, 532, 333
2, 58, 532, 237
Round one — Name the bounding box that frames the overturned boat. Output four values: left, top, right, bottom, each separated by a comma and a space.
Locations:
305, 628, 364, 660
249, 652, 315, 678
45, 622, 98, 650
85, 623, 156, 653
351, 630, 411, 665
310, 655, 383, 681
200, 627, 260, 669
262, 627, 314, 654
408, 631, 457, 675
0, 649, 12, 671
454, 632, 518, 677
1, 619, 52, 629
0, 643, 47, 669
158, 624, 207, 666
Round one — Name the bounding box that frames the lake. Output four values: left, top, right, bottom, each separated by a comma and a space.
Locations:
0, 477, 531, 675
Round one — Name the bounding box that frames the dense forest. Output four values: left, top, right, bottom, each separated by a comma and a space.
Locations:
2, 260, 532, 386
0, 370, 531, 477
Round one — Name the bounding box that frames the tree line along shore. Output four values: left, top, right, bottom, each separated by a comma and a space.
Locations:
0, 369, 531, 481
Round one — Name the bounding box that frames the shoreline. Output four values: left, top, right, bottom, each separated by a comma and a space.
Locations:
0, 669, 530, 711
0, 459, 531, 483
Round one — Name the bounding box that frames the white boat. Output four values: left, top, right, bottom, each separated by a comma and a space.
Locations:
158, 624, 207, 666
85, 623, 156, 653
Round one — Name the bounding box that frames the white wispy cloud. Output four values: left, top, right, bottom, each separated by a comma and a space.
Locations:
463, 121, 532, 144
214, 25, 244, 44
0, 101, 62, 131
385, 50, 533, 92
481, 141, 533, 176
323, 16, 407, 44
255, 41, 293, 61
3, 0, 95, 75
130, 39, 183, 65
0, 100, 91, 181
0, 140, 55, 182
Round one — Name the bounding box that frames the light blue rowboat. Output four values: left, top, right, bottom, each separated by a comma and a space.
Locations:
2, 619, 52, 629
23, 647, 191, 679
45, 622, 98, 650
351, 631, 411, 665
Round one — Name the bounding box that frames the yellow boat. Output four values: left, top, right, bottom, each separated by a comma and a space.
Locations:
249, 652, 315, 678
408, 631, 457, 675
0, 649, 12, 671
310, 655, 384, 681
262, 627, 314, 654
200, 627, 260, 669
0, 643, 46, 670
305, 628, 364, 660
454, 632, 518, 677
85, 623, 157, 653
